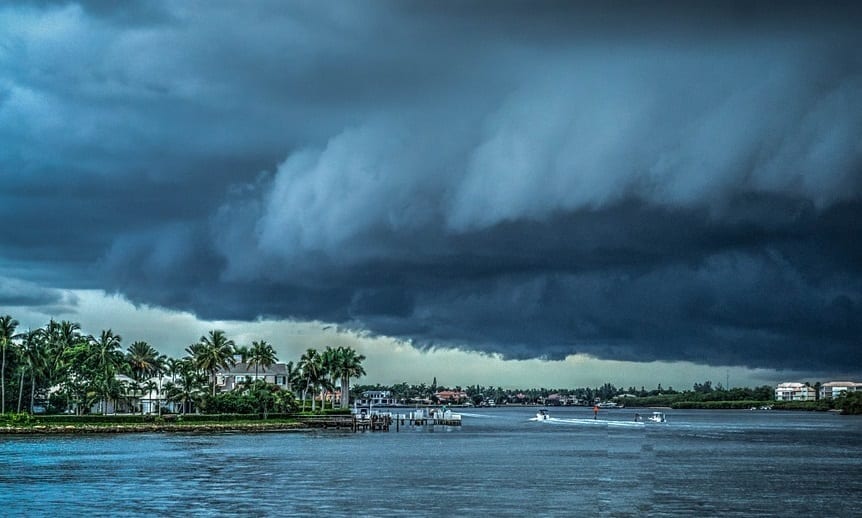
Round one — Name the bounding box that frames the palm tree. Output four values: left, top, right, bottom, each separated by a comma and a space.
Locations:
88, 329, 123, 414
18, 328, 46, 414
165, 357, 183, 382
284, 360, 299, 395
126, 341, 160, 383
44, 320, 83, 393
153, 354, 167, 415
318, 376, 336, 411
331, 346, 366, 409
14, 361, 26, 413
141, 380, 158, 415
320, 347, 336, 409
299, 348, 321, 411
0, 315, 19, 414
164, 358, 207, 414
187, 330, 236, 396
248, 340, 278, 379
233, 345, 251, 364
61, 337, 96, 415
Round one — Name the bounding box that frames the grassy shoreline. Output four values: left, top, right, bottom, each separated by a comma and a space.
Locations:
0, 421, 306, 434
0, 412, 355, 434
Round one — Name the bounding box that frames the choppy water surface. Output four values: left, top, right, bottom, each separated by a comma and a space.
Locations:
1, 408, 860, 517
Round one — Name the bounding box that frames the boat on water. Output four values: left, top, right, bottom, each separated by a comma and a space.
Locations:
633, 411, 667, 423
534, 409, 550, 421
647, 411, 666, 423
749, 405, 773, 411
596, 401, 621, 409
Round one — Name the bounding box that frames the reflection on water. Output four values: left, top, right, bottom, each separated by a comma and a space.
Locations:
1, 408, 860, 516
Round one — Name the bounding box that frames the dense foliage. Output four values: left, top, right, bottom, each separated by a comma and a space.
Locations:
203, 380, 296, 416
352, 380, 853, 412
353, 381, 784, 408
836, 392, 862, 415
0, 313, 365, 417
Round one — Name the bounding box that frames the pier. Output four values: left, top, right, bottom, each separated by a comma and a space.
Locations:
351, 408, 462, 432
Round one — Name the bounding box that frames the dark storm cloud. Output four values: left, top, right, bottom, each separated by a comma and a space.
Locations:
1, 1, 860, 373
0, 276, 78, 312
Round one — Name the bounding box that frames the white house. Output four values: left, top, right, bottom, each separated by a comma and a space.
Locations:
137, 375, 184, 414
774, 382, 817, 401
215, 362, 292, 392
357, 390, 398, 406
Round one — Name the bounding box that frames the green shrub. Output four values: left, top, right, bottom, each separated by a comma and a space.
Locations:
671, 400, 771, 409
771, 400, 831, 411
836, 392, 862, 415
36, 414, 153, 425
2, 413, 34, 426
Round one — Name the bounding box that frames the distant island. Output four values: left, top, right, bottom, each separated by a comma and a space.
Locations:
351, 380, 862, 415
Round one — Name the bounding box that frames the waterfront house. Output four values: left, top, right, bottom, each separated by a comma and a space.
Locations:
215, 362, 292, 392
136, 375, 185, 414
544, 393, 563, 406
357, 390, 398, 406
86, 374, 139, 414
320, 390, 342, 406
819, 381, 862, 400
774, 382, 817, 401
435, 390, 468, 404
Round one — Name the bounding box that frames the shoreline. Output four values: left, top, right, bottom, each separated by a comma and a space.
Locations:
0, 421, 313, 435
0, 415, 365, 435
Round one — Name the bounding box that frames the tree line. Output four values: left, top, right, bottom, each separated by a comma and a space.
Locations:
354, 380, 860, 414
0, 315, 365, 416
353, 381, 774, 407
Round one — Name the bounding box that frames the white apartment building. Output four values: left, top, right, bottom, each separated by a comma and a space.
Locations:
774, 382, 817, 401
819, 381, 862, 400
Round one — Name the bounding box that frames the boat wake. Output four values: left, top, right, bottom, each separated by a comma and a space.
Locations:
531, 416, 645, 428
457, 412, 492, 418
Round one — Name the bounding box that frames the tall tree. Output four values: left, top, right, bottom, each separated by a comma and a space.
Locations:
126, 341, 160, 382
187, 330, 236, 396
247, 340, 278, 379
299, 348, 322, 411
140, 380, 157, 415
0, 315, 19, 414
233, 345, 251, 364
283, 360, 298, 395
164, 358, 207, 414
321, 347, 338, 409
165, 357, 184, 382
45, 320, 83, 392
18, 328, 45, 414
332, 346, 366, 409
89, 329, 124, 414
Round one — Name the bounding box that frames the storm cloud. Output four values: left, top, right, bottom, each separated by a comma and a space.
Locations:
1, 1, 860, 373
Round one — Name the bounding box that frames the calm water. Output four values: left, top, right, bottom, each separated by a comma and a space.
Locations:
1, 408, 860, 517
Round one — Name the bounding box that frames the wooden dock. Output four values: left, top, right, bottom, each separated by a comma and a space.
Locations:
295, 409, 462, 432
353, 413, 392, 432
353, 409, 462, 432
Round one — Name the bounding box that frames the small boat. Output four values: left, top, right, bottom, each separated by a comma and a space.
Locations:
534, 409, 550, 421
647, 411, 666, 423
596, 401, 620, 409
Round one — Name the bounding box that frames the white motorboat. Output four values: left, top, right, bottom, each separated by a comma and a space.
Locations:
647, 411, 666, 423
534, 409, 550, 421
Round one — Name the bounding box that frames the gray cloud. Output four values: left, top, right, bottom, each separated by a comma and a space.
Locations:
0, 276, 78, 312
1, 1, 860, 374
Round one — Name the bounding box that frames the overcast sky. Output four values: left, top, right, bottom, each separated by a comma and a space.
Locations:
1, 1, 860, 388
